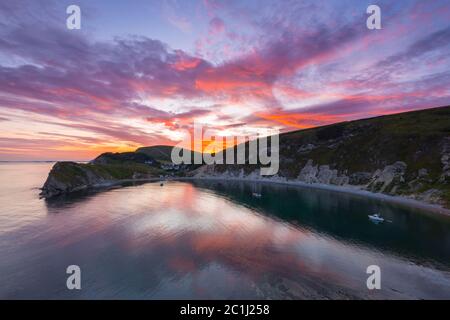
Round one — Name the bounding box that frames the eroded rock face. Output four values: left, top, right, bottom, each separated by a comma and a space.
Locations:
297, 160, 348, 185
191, 155, 446, 207
440, 138, 450, 184
40, 161, 161, 199
367, 161, 407, 193
349, 172, 372, 185
297, 160, 318, 183
317, 165, 335, 184
295, 160, 412, 194
40, 174, 71, 198
40, 162, 113, 198
39, 107, 450, 208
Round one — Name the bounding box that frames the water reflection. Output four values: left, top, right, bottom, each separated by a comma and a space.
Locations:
191, 180, 450, 268
0, 173, 450, 299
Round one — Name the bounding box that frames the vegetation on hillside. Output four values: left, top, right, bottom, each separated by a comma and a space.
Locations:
41, 106, 450, 207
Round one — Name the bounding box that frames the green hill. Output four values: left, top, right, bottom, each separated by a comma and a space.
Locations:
135, 145, 174, 162
41, 106, 450, 208
136, 145, 202, 164
193, 106, 450, 208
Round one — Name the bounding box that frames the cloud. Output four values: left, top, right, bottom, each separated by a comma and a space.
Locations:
163, 0, 193, 33
209, 17, 225, 35
146, 108, 213, 130
0, 12, 366, 125
0, 0, 450, 160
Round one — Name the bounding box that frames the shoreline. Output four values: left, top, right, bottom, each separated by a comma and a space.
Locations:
39, 177, 162, 199
41, 175, 450, 216
175, 176, 450, 216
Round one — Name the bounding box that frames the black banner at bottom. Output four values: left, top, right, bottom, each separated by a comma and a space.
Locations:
1, 300, 449, 318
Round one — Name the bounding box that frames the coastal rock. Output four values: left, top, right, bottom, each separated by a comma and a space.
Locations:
317, 165, 348, 185
439, 138, 450, 183
367, 161, 407, 193
297, 161, 348, 185
349, 172, 372, 185
316, 165, 335, 184
331, 174, 349, 186
297, 160, 318, 183
40, 160, 162, 199
39, 107, 450, 208
40, 162, 113, 198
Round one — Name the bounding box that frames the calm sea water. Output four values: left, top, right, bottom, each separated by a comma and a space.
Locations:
1, 162, 450, 299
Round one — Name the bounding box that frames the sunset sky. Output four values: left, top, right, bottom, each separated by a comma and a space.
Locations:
0, 0, 449, 160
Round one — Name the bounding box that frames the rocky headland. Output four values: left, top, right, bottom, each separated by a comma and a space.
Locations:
41, 106, 450, 209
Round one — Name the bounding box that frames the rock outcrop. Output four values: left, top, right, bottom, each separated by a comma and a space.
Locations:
440, 137, 450, 184
40, 161, 163, 199
297, 161, 348, 185
40, 162, 113, 198
192, 158, 448, 208
367, 161, 407, 193
191, 106, 450, 208
41, 106, 450, 208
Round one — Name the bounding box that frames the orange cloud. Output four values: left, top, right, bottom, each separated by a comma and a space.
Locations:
255, 112, 347, 129
172, 57, 202, 71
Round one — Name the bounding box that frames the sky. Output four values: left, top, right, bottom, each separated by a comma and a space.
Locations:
0, 0, 449, 161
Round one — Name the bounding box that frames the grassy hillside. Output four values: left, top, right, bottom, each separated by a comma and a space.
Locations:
93, 151, 154, 165
42, 106, 450, 207
49, 162, 162, 183
40, 161, 164, 198
281, 106, 449, 174
135, 145, 174, 162
136, 145, 202, 164
200, 106, 450, 207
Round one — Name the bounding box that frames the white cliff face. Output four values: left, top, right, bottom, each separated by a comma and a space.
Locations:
367, 161, 407, 193
295, 160, 407, 192
296, 160, 409, 195
317, 165, 335, 184
440, 137, 450, 183
297, 160, 348, 185
187, 152, 450, 208
297, 160, 318, 183
194, 160, 408, 192
301, 160, 443, 206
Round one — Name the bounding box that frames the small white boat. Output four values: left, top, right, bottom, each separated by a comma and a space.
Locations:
368, 213, 384, 223
252, 192, 262, 198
